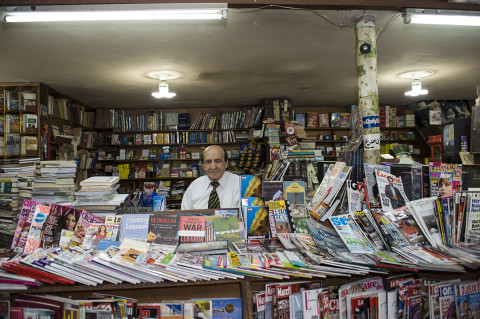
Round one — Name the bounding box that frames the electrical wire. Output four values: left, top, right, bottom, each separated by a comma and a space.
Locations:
234, 5, 401, 37
233, 4, 355, 29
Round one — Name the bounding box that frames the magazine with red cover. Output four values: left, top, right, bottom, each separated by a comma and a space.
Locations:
148, 216, 179, 245
178, 215, 205, 243
272, 281, 322, 319
306, 112, 319, 128
70, 209, 105, 248
11, 200, 42, 252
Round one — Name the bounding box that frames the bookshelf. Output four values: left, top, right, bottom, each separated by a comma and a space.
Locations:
93, 107, 264, 206
0, 83, 42, 159
0, 82, 95, 163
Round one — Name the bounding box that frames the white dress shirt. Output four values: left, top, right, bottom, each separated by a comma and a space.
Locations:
181, 171, 240, 210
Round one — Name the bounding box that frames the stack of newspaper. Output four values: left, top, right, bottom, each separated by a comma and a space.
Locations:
73, 176, 128, 217
31, 161, 77, 205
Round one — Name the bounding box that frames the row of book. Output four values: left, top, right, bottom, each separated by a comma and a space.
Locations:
0, 135, 38, 157
1, 291, 242, 319
295, 112, 351, 128
1, 114, 38, 134
252, 276, 480, 319
47, 96, 77, 122
190, 113, 217, 130
0, 159, 38, 247
93, 105, 266, 131
104, 130, 245, 146
2, 90, 37, 112
379, 105, 416, 127
218, 106, 264, 130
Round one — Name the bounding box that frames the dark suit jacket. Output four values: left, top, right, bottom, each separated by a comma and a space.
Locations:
384, 184, 405, 209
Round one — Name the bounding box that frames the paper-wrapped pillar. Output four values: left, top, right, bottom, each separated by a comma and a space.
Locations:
356, 15, 381, 164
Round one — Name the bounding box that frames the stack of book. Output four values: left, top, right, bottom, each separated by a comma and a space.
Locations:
0, 159, 30, 246
31, 161, 77, 205
73, 176, 128, 217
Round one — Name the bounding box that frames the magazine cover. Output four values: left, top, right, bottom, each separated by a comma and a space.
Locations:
465, 193, 480, 242
329, 214, 376, 254
406, 197, 443, 248
364, 164, 390, 209
42, 205, 81, 249
429, 162, 462, 197
301, 288, 324, 318
370, 210, 411, 249
243, 206, 270, 239
178, 215, 206, 243
213, 216, 242, 251
351, 210, 387, 251
375, 170, 409, 211
70, 209, 105, 248
458, 281, 480, 319
308, 162, 346, 218
306, 218, 350, 260
148, 216, 179, 245
265, 200, 293, 234
348, 181, 367, 214
319, 113, 329, 127
438, 282, 458, 319
382, 206, 431, 247
82, 223, 114, 249
210, 298, 242, 319
23, 204, 51, 254
284, 181, 306, 207
118, 214, 151, 243
240, 175, 262, 199
12, 200, 42, 251
262, 181, 285, 202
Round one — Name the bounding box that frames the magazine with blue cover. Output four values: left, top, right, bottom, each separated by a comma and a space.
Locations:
119, 214, 152, 242
242, 206, 270, 239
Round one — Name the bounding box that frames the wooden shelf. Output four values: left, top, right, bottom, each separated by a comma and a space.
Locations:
381, 139, 416, 142
99, 158, 235, 163
104, 142, 245, 147
120, 177, 196, 181
304, 127, 351, 130
96, 128, 250, 134
380, 126, 416, 130
315, 140, 348, 144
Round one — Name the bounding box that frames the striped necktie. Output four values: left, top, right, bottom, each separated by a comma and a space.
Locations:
208, 181, 220, 209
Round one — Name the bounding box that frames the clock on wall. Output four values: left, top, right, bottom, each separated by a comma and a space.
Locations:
166, 112, 179, 127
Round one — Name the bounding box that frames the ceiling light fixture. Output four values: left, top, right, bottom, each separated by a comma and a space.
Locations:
1, 4, 227, 23
404, 8, 480, 26
405, 78, 428, 97
399, 70, 433, 97
149, 71, 181, 99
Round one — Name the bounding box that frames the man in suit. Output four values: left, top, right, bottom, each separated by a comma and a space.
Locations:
384, 176, 405, 209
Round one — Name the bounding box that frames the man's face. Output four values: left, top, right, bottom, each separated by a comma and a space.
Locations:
203, 146, 227, 181
388, 177, 394, 186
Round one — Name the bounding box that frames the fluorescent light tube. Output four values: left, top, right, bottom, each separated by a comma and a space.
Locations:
405, 8, 480, 26
2, 4, 227, 23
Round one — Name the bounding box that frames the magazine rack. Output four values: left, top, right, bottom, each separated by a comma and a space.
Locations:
8, 269, 480, 318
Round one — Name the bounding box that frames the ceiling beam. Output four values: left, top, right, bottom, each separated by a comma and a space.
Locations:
1, 0, 480, 11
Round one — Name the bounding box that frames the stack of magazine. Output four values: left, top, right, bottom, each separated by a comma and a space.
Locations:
31, 160, 77, 205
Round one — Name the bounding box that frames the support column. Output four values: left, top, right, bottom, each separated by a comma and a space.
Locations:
356, 15, 381, 164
